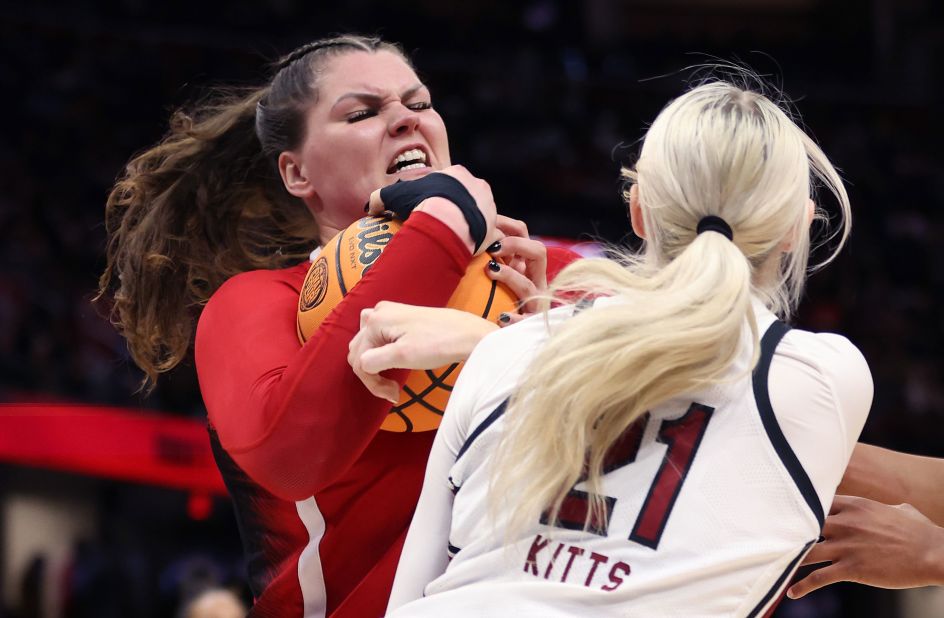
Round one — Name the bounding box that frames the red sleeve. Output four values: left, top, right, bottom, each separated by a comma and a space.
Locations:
546, 245, 582, 282
195, 213, 471, 501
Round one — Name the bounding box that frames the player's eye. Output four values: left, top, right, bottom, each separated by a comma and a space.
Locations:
346, 109, 377, 123
407, 101, 433, 112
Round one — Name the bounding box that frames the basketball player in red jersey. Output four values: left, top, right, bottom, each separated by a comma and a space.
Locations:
98, 35, 577, 617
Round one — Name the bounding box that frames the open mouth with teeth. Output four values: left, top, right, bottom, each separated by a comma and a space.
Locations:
386, 148, 430, 174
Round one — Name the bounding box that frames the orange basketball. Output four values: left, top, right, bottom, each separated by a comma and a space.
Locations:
297, 215, 518, 432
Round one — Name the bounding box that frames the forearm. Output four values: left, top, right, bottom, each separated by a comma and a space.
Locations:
415, 198, 475, 254
201, 214, 471, 500
838, 444, 907, 503
839, 443, 944, 526
252, 217, 469, 497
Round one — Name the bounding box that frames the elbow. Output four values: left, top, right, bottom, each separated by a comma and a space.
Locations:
211, 420, 332, 501
265, 482, 319, 504
234, 451, 333, 502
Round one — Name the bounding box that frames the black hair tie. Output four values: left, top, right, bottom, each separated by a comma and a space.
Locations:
696, 215, 733, 241
379, 173, 487, 252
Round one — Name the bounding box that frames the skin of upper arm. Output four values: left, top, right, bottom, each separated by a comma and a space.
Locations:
841, 443, 944, 526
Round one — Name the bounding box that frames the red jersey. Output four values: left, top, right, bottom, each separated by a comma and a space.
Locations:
195, 213, 578, 617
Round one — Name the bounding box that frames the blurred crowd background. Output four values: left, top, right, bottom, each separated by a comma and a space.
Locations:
1, 0, 942, 616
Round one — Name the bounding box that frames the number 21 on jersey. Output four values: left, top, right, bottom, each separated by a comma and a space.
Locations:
542, 403, 714, 550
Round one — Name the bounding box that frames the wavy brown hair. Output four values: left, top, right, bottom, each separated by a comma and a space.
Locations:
98, 35, 409, 389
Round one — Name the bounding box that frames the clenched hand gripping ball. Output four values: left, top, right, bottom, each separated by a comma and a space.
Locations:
297, 215, 517, 432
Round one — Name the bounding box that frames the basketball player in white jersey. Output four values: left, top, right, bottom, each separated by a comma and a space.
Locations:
356, 80, 872, 616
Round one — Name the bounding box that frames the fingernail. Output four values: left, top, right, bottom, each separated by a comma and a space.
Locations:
498, 312, 511, 324
785, 589, 796, 599
363, 202, 370, 212
488, 260, 501, 273
486, 240, 502, 253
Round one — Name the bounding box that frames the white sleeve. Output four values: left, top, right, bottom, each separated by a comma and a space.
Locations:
387, 313, 558, 611
386, 352, 481, 611
769, 331, 873, 512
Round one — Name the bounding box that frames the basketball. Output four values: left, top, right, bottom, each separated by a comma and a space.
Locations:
297, 215, 518, 432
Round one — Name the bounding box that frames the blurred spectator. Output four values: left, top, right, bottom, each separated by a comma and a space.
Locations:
182, 589, 247, 618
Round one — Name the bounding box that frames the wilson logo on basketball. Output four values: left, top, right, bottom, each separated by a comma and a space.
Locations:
355, 217, 395, 273
296, 215, 518, 432
299, 257, 329, 312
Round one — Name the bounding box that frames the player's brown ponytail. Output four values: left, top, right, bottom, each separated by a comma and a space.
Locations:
97, 35, 409, 389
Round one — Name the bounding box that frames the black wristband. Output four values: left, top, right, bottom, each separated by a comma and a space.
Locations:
379, 173, 488, 252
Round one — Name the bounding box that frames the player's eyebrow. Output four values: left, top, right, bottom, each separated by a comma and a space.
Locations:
332, 84, 427, 110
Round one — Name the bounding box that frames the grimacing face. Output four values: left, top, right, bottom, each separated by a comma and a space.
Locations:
285, 50, 451, 237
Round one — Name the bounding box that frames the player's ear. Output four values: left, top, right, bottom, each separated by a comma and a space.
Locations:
279, 151, 316, 200
629, 184, 646, 239
780, 199, 815, 252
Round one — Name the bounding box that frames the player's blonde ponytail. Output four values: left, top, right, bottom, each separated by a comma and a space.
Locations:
491, 81, 851, 537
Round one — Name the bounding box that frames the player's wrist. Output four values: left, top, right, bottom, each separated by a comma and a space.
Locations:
462, 315, 500, 353
436, 309, 499, 362
415, 198, 475, 254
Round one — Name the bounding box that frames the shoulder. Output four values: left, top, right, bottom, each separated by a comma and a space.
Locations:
776, 328, 872, 394
478, 304, 576, 353
771, 327, 873, 449
765, 326, 873, 510
459, 304, 578, 392
203, 263, 310, 313
198, 262, 311, 337
443, 307, 578, 450
213, 262, 311, 300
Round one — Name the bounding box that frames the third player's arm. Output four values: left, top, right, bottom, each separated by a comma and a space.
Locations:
839, 443, 944, 526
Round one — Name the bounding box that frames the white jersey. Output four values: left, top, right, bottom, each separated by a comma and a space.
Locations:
388, 298, 872, 618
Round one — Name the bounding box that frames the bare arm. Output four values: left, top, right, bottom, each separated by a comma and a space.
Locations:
839, 443, 944, 526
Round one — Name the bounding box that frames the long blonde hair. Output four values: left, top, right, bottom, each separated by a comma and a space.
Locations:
491, 81, 851, 535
